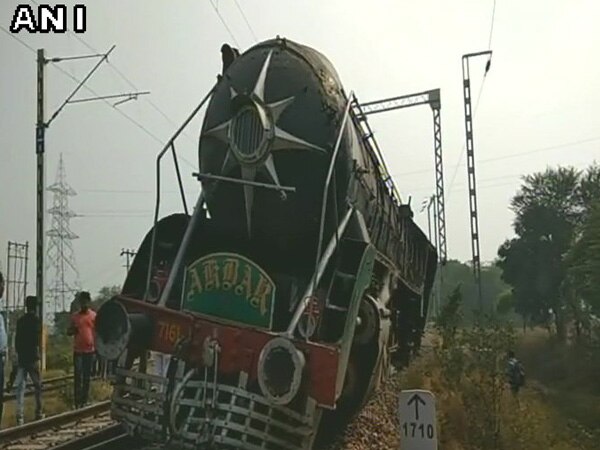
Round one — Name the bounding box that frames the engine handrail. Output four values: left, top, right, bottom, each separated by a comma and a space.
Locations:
285, 94, 354, 338
350, 97, 403, 206
145, 84, 216, 301
285, 206, 355, 338
313, 92, 354, 276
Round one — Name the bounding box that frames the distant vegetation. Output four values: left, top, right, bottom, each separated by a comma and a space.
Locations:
393, 285, 597, 450
48, 284, 120, 373
436, 259, 510, 322
496, 162, 600, 342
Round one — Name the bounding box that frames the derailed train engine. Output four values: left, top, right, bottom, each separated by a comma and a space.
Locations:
95, 37, 437, 449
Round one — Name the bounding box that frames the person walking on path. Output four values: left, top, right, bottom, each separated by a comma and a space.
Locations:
68, 291, 96, 408
14, 296, 43, 425
506, 350, 526, 396
0, 271, 7, 428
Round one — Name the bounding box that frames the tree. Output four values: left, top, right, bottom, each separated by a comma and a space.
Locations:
497, 167, 582, 339
576, 163, 600, 222
437, 260, 509, 323
495, 290, 514, 316
93, 285, 121, 309
566, 201, 600, 315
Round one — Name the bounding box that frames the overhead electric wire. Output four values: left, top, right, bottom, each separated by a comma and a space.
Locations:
393, 135, 600, 178
1, 25, 36, 53
1, 23, 198, 171
447, 0, 497, 203
27, 0, 200, 152
488, 0, 497, 49
209, 0, 241, 47
410, 174, 523, 197
446, 0, 497, 205
233, 0, 258, 42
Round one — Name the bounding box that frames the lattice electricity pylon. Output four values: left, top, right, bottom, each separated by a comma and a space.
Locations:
46, 153, 81, 316
355, 89, 447, 265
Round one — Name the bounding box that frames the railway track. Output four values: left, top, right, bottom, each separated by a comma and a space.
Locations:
4, 375, 75, 402
0, 401, 115, 450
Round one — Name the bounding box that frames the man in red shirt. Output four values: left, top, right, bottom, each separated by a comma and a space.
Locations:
68, 291, 96, 408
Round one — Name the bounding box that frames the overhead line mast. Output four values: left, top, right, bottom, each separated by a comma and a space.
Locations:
461, 50, 492, 311
357, 89, 447, 265
35, 46, 149, 371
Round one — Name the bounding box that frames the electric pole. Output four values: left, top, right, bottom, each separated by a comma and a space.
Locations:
461, 50, 492, 312
35, 45, 149, 372
120, 248, 137, 273
36, 48, 46, 370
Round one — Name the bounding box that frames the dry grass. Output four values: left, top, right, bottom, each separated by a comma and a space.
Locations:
399, 349, 595, 450
516, 328, 600, 446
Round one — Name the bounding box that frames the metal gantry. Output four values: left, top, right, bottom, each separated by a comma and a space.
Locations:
461, 51, 492, 310
357, 89, 447, 265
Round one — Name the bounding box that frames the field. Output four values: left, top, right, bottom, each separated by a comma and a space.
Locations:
330, 326, 600, 450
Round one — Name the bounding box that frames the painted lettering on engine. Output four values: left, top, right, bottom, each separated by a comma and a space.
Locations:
157, 320, 183, 346
184, 253, 275, 329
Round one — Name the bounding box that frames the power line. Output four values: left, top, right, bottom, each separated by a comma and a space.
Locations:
234, 0, 258, 42
2, 24, 197, 170
210, 0, 241, 47
27, 0, 199, 149
408, 171, 521, 195
1, 25, 36, 52
410, 178, 521, 196
488, 0, 497, 49
392, 135, 600, 178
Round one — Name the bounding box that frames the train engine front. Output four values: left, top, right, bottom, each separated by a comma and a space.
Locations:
95, 37, 436, 450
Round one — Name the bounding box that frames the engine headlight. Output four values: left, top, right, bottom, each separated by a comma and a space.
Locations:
257, 337, 305, 405
95, 300, 131, 360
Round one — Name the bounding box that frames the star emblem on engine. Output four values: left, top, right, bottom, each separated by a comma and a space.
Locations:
202, 50, 327, 236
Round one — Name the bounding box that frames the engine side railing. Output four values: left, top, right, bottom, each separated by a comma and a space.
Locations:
145, 84, 216, 302
285, 206, 355, 338
351, 96, 403, 206
285, 93, 354, 338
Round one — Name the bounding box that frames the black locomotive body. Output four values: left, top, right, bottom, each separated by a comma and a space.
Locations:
95, 37, 436, 449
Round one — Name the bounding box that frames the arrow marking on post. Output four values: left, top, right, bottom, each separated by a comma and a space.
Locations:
407, 393, 426, 420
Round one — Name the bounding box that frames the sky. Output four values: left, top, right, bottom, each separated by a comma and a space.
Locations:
1, 0, 599, 301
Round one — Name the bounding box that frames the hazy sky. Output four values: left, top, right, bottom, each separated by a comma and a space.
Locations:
1, 0, 599, 300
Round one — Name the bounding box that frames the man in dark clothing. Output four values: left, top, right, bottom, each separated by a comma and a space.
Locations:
15, 296, 43, 425
68, 291, 96, 408
506, 350, 525, 395
219, 43, 240, 79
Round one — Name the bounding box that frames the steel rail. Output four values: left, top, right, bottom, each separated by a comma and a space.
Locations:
0, 400, 110, 442
49, 423, 136, 450
4, 374, 103, 401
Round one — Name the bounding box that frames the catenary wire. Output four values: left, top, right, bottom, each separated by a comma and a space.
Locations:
27, 0, 199, 148
488, 0, 497, 49
392, 135, 600, 178
234, 0, 259, 42
1, 24, 197, 170
210, 0, 241, 47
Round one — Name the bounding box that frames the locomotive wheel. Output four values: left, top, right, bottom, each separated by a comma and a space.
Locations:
353, 297, 378, 345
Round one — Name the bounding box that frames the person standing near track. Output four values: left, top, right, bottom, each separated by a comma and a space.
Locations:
67, 291, 96, 408
14, 296, 43, 425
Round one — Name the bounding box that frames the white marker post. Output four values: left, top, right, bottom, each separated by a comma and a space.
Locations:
398, 389, 438, 450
